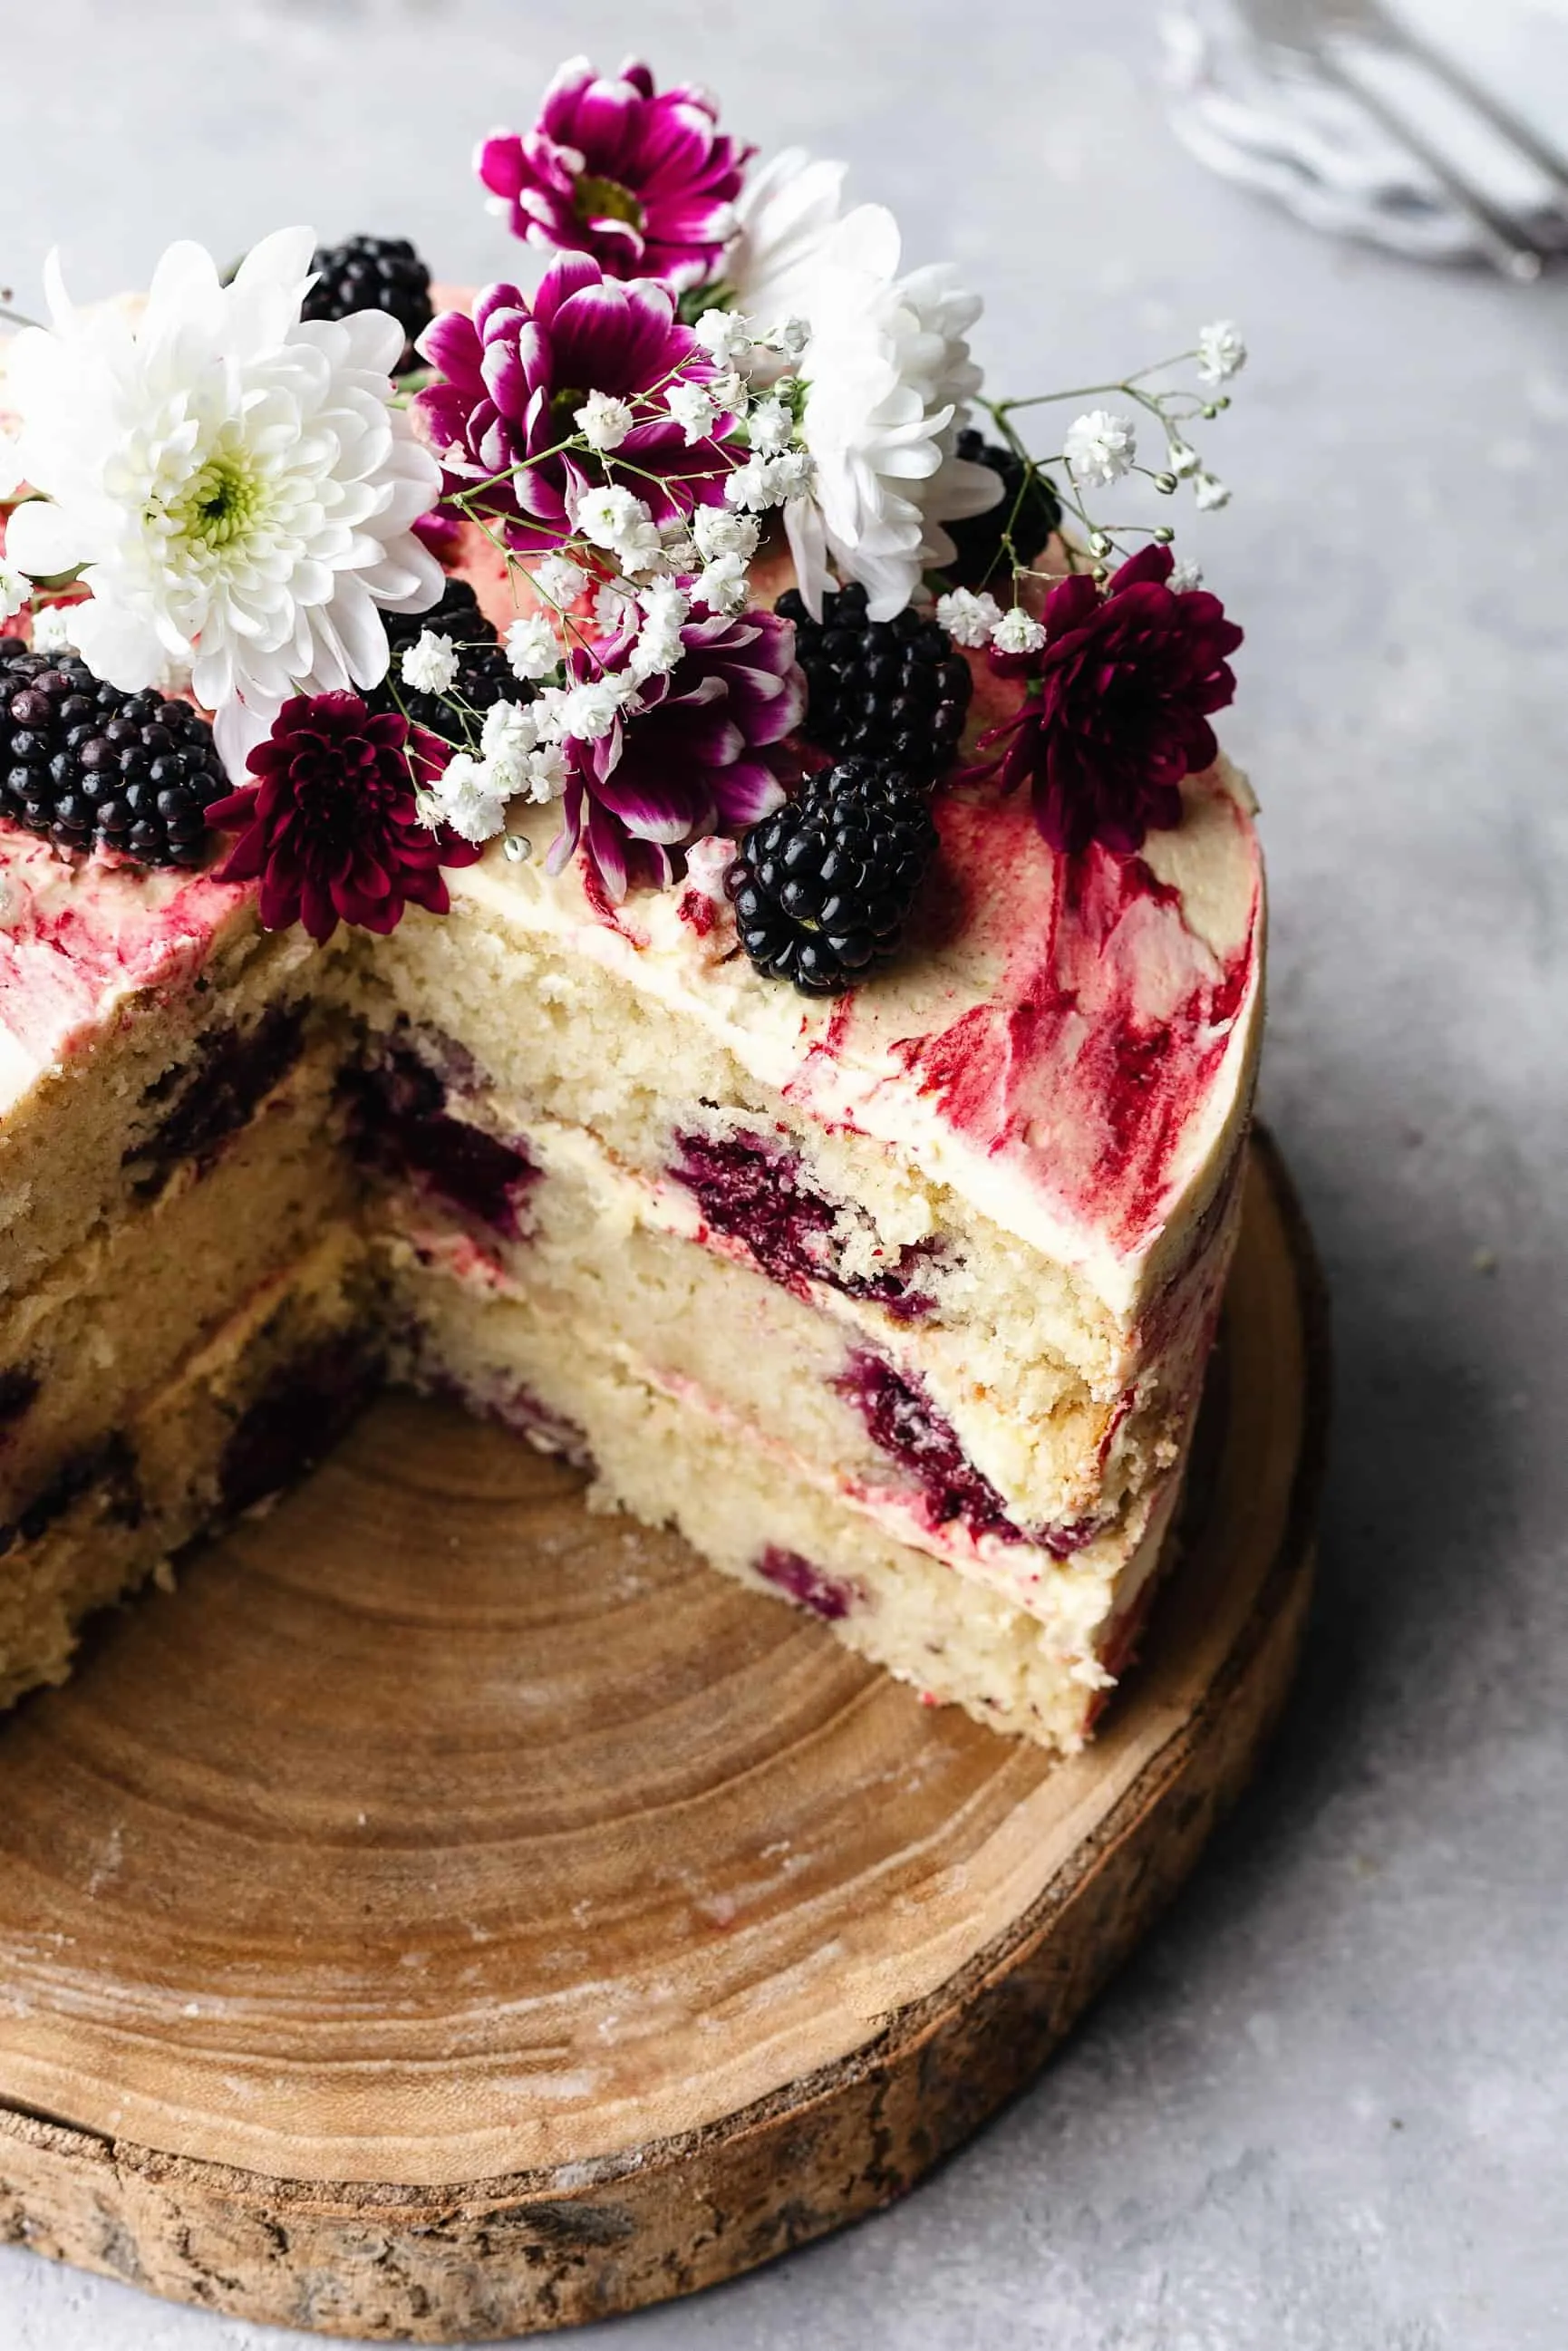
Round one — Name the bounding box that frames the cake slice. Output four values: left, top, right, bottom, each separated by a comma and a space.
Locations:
345, 655, 1263, 1745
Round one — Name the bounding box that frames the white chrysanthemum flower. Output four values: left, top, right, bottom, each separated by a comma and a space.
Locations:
728, 149, 850, 334
431, 751, 508, 846
0, 562, 28, 624
29, 602, 77, 654
531, 551, 588, 606
756, 198, 1001, 619
506, 611, 562, 682
991, 605, 1047, 655
1193, 471, 1231, 511
1063, 411, 1137, 488
1166, 437, 1201, 479
1195, 320, 1246, 385
401, 629, 460, 695
693, 551, 750, 614
3, 229, 442, 771
575, 390, 634, 452
692, 506, 760, 564
935, 586, 1003, 649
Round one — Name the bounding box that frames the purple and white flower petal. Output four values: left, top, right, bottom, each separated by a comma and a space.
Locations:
477, 57, 751, 291
547, 599, 803, 899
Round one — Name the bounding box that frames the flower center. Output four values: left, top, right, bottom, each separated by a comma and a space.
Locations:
163, 437, 272, 559
573, 172, 645, 234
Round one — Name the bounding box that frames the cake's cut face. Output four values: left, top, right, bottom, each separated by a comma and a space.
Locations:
0, 226, 1262, 1752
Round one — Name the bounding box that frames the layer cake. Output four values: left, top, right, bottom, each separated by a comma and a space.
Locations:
0, 68, 1260, 1751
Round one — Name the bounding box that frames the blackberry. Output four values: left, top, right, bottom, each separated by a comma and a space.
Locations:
303, 235, 433, 370
371, 577, 519, 737
0, 646, 228, 868
942, 428, 1062, 589
776, 581, 972, 784
725, 757, 938, 995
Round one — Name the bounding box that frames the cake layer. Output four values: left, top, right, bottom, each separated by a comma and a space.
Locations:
0, 827, 328, 1301
0, 1051, 355, 1524
387, 1247, 1183, 1751
344, 958, 1246, 1534
352, 1025, 1207, 1600
0, 1228, 376, 1713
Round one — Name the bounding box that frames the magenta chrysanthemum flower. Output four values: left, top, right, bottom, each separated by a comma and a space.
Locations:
548, 604, 804, 900
476, 56, 751, 290
964, 545, 1244, 856
415, 256, 740, 555
207, 692, 481, 943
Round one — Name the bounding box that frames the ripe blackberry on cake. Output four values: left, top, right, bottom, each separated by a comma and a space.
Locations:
0, 646, 228, 867
303, 235, 434, 369
725, 757, 940, 995
777, 583, 973, 785
371, 579, 519, 738
942, 429, 1062, 589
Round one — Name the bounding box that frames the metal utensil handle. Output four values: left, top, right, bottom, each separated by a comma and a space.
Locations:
1318, 44, 1546, 279
1360, 2, 1568, 209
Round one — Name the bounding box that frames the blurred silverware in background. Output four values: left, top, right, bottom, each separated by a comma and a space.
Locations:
1166, 0, 1568, 274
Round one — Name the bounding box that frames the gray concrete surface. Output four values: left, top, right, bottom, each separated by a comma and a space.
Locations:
2, 2, 1565, 2344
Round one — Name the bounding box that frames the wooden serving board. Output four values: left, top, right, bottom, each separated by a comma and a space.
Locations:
0, 1130, 1326, 2343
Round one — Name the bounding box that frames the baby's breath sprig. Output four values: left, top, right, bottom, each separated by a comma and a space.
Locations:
937, 321, 1246, 655
400, 297, 822, 855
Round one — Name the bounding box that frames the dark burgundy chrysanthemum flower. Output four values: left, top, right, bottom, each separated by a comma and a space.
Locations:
549, 602, 804, 900
415, 255, 740, 555
476, 56, 751, 289
206, 692, 482, 943
965, 544, 1244, 856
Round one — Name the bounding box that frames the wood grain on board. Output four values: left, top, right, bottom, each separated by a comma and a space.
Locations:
0, 1130, 1327, 2341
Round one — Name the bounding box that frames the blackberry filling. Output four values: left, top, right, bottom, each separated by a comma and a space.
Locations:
128, 1006, 308, 1195
220, 1333, 382, 1516
0, 1436, 140, 1559
343, 1042, 538, 1241
754, 1545, 857, 1621
671, 1128, 936, 1319
836, 1351, 1027, 1545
